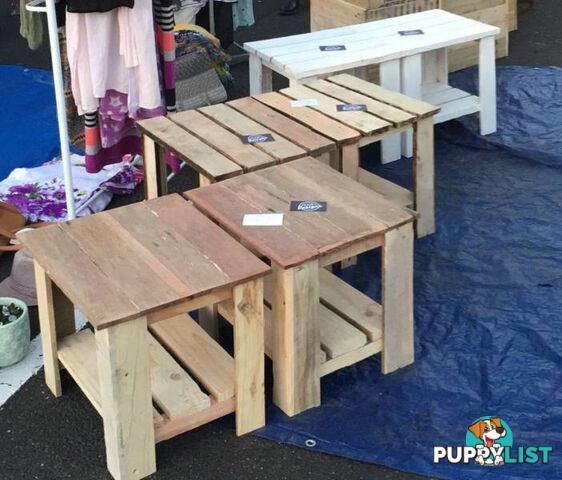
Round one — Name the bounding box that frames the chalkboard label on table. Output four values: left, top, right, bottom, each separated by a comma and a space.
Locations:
241, 133, 275, 144
337, 104, 367, 112
290, 201, 327, 212
319, 45, 346, 52
398, 29, 424, 36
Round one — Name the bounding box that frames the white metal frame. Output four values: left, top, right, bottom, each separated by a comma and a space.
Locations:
26, 0, 76, 220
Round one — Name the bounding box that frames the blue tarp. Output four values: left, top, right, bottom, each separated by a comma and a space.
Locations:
0, 66, 58, 181
256, 66, 562, 480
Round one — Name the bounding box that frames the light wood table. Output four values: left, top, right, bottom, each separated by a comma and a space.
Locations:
19, 195, 270, 480
187, 158, 417, 417
244, 8, 500, 162
137, 100, 336, 199
254, 74, 440, 237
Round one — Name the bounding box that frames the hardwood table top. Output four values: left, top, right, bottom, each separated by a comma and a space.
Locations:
186, 157, 416, 269
19, 194, 270, 330
244, 9, 500, 80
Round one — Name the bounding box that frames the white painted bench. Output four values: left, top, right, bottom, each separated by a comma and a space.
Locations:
244, 9, 500, 163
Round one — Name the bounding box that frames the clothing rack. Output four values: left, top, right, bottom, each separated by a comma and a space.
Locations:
26, 0, 76, 220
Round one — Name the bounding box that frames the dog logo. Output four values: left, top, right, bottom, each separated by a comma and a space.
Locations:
297, 201, 323, 211
467, 417, 508, 466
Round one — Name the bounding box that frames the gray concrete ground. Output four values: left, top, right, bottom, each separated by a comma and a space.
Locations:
0, 1, 560, 478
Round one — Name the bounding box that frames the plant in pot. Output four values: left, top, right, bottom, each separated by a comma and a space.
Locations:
0, 298, 30, 367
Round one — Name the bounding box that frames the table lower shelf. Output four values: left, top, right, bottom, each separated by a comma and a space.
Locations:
219, 269, 383, 376
422, 83, 480, 125
57, 314, 236, 443
357, 168, 413, 209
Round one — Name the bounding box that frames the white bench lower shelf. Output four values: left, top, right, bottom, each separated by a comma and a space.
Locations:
422, 83, 480, 125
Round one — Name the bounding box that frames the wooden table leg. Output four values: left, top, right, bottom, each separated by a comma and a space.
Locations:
340, 144, 359, 267
249, 55, 273, 95
96, 317, 156, 480
233, 279, 265, 435
272, 260, 320, 416
381, 223, 414, 374
199, 305, 219, 339
34, 261, 75, 397
199, 174, 213, 188
414, 118, 436, 237
478, 35, 497, 135
401, 53, 423, 159
379, 59, 402, 164
143, 136, 167, 200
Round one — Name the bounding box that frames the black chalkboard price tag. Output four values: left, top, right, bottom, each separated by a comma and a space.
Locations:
319, 45, 346, 52
337, 104, 367, 112
241, 133, 275, 144
290, 200, 327, 212
398, 29, 424, 36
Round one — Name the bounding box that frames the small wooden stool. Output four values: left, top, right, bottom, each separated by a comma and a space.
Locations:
137, 101, 337, 199
254, 74, 440, 238
187, 158, 417, 417
19, 194, 270, 480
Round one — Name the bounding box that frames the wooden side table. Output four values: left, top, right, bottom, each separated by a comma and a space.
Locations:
137, 102, 336, 199
187, 158, 417, 417
19, 195, 270, 480
254, 74, 440, 237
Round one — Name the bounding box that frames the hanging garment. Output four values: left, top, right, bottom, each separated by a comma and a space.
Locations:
196, 1, 234, 49
19, 0, 43, 50
233, 0, 255, 30
66, 0, 161, 115
66, 0, 135, 13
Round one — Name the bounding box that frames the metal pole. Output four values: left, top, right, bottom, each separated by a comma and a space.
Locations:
26, 0, 76, 220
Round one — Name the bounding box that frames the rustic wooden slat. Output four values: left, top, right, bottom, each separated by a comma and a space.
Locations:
306, 79, 416, 127
227, 97, 335, 156
148, 332, 211, 419
20, 225, 140, 329
149, 314, 236, 402
319, 304, 368, 358
281, 84, 392, 135
170, 110, 277, 172
199, 103, 307, 162
320, 340, 383, 377
357, 169, 414, 208
254, 91, 361, 144
319, 269, 382, 341
137, 116, 242, 181
328, 73, 440, 118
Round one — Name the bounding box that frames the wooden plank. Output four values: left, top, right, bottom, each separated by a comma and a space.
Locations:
96, 317, 156, 480
249, 54, 272, 95
149, 313, 236, 402
155, 398, 236, 443
35, 263, 75, 398
254, 91, 361, 145
272, 261, 321, 416
382, 223, 414, 374
58, 329, 102, 413
170, 110, 277, 172
319, 234, 383, 268
199, 103, 307, 162
136, 116, 242, 182
143, 136, 161, 200
227, 97, 335, 156
328, 74, 440, 118
233, 280, 265, 435
218, 300, 328, 363
319, 304, 367, 358
320, 340, 383, 377
319, 269, 382, 341
478, 35, 497, 135
414, 117, 436, 237
357, 168, 414, 208
148, 332, 211, 419
280, 84, 391, 135
58, 329, 175, 422
306, 79, 415, 127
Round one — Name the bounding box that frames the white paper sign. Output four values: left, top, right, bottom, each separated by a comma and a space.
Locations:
243, 213, 284, 226
291, 98, 319, 108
